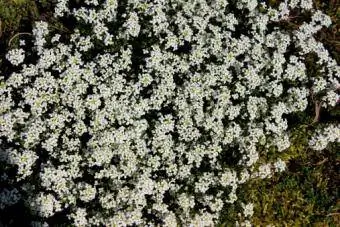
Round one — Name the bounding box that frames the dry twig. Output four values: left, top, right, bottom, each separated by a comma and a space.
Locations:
0, 19, 2, 38
313, 158, 328, 166
326, 212, 340, 217
313, 100, 322, 123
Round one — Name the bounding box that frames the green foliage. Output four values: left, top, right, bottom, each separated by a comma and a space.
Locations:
0, 0, 40, 52
0, 0, 38, 35
239, 130, 339, 226
244, 151, 338, 226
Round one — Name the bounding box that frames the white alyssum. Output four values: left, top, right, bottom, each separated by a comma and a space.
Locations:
0, 1, 339, 226
254, 163, 273, 179
124, 12, 141, 38
32, 21, 49, 54
69, 208, 88, 226
29, 193, 62, 218
5, 149, 38, 181
6, 48, 25, 66
77, 183, 97, 202
242, 202, 254, 217
309, 124, 340, 151
273, 158, 286, 173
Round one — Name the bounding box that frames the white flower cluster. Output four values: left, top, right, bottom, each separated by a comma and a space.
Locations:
309, 124, 340, 151
252, 158, 287, 179
29, 193, 62, 218
5, 48, 25, 66
32, 21, 49, 54
1, 148, 38, 181
1, 0, 339, 226
242, 202, 254, 217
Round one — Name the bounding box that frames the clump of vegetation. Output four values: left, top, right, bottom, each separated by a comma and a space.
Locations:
0, 0, 339, 226
0, 0, 38, 45
246, 144, 339, 226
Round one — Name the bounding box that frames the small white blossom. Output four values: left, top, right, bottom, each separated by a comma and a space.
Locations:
273, 158, 286, 173
124, 12, 141, 37
6, 48, 25, 66
70, 208, 88, 227
309, 124, 340, 151
242, 202, 254, 217
30, 193, 62, 218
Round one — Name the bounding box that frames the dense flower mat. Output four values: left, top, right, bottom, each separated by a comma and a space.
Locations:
0, 0, 339, 226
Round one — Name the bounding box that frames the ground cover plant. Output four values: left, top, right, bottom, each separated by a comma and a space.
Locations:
0, 0, 339, 226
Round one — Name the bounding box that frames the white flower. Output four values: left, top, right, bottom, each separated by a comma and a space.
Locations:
247, 96, 267, 121
6, 149, 38, 181
226, 191, 238, 204
313, 78, 328, 93
238, 169, 250, 184
54, 0, 70, 17
312, 10, 332, 27
124, 12, 141, 37
300, 0, 313, 10
274, 134, 291, 152
256, 164, 272, 179
220, 169, 238, 187
273, 158, 286, 173
178, 194, 195, 211
163, 212, 178, 226
242, 203, 254, 217
6, 48, 25, 66
322, 90, 338, 108
19, 40, 26, 46
70, 208, 88, 227
29, 193, 62, 218
78, 183, 97, 202
309, 124, 340, 151
32, 21, 49, 54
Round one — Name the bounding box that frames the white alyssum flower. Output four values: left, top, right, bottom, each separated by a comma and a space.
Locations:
54, 0, 70, 17
255, 163, 272, 179
309, 124, 340, 151
124, 12, 141, 38
32, 21, 49, 54
242, 202, 254, 217
312, 10, 332, 27
178, 193, 195, 211
273, 158, 286, 173
6, 48, 25, 66
1, 1, 339, 226
220, 169, 238, 187
300, 0, 313, 10
78, 183, 97, 202
274, 134, 291, 152
322, 90, 338, 108
226, 190, 238, 204
5, 149, 38, 181
313, 77, 328, 93
69, 208, 88, 227
29, 193, 62, 218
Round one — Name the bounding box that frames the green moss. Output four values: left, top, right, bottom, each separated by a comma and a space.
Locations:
0, 0, 38, 33
0, 0, 39, 50
243, 142, 339, 226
